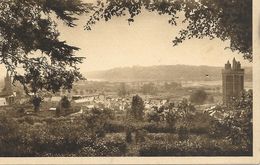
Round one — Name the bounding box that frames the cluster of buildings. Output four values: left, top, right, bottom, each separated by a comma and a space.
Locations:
0, 58, 248, 120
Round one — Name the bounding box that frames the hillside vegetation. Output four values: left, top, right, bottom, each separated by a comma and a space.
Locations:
86, 65, 252, 82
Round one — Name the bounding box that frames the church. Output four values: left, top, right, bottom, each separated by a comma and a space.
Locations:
222, 58, 244, 105
0, 72, 15, 105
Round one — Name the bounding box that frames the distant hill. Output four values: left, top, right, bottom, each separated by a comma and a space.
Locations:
85, 65, 252, 82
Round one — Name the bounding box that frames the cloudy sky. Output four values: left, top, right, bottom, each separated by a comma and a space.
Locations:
0, 7, 252, 75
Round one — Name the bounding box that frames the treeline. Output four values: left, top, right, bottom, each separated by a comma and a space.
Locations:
86, 65, 252, 82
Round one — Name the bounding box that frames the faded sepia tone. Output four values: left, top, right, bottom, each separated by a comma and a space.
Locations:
0, 0, 259, 164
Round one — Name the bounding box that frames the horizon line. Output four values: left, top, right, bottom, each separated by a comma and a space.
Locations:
84, 63, 253, 73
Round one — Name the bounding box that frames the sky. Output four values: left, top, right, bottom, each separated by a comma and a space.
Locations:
0, 8, 252, 75
56, 10, 251, 72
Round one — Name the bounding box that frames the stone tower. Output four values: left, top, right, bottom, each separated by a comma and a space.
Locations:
222, 58, 244, 105
2, 71, 13, 96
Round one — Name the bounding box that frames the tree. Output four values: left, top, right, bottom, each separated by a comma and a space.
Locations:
83, 108, 114, 138
125, 95, 145, 144
147, 108, 160, 123
130, 95, 145, 121
1, 0, 252, 110
85, 0, 252, 61
190, 89, 207, 105
0, 0, 91, 110
165, 108, 178, 129
176, 98, 196, 140
31, 95, 42, 112
118, 82, 127, 97
60, 96, 71, 110
211, 90, 252, 153
227, 90, 252, 146
140, 83, 157, 95
177, 98, 196, 127
164, 82, 181, 91
56, 96, 71, 116
207, 95, 214, 103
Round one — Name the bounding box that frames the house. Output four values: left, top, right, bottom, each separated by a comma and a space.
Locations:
51, 96, 62, 102
43, 97, 51, 102
0, 98, 7, 106
49, 107, 57, 111
74, 98, 93, 104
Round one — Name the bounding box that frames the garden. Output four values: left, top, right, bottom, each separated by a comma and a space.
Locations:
0, 90, 252, 156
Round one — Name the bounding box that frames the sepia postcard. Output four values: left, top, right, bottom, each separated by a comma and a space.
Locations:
0, 0, 259, 164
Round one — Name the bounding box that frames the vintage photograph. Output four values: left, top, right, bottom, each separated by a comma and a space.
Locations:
0, 0, 253, 158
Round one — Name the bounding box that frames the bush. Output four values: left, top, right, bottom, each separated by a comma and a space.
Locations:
17, 107, 25, 114
104, 121, 125, 133
139, 136, 252, 156
78, 135, 127, 156
178, 126, 189, 141
190, 89, 207, 105
0, 113, 126, 156
125, 128, 132, 143
135, 129, 147, 143
189, 127, 208, 134
146, 110, 160, 123
0, 114, 19, 135
143, 122, 176, 133
22, 116, 36, 125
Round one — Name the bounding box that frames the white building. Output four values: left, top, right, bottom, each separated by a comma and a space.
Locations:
0, 98, 8, 106
51, 96, 62, 102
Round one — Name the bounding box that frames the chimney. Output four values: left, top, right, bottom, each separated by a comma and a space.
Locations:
232, 58, 237, 70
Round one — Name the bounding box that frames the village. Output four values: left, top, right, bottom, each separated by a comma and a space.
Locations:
0, 60, 250, 123
0, 70, 225, 118
0, 59, 253, 157
0, 0, 255, 159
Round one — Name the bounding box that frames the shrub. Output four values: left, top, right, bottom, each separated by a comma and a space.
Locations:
0, 114, 127, 156
17, 107, 25, 114
143, 122, 176, 133
178, 126, 189, 141
209, 120, 229, 138
139, 136, 251, 156
83, 108, 115, 138
135, 129, 147, 143
190, 89, 207, 105
0, 114, 19, 135
78, 135, 127, 156
104, 121, 125, 133
23, 116, 35, 125
129, 95, 144, 121
146, 110, 161, 123
125, 128, 132, 143
189, 127, 208, 134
